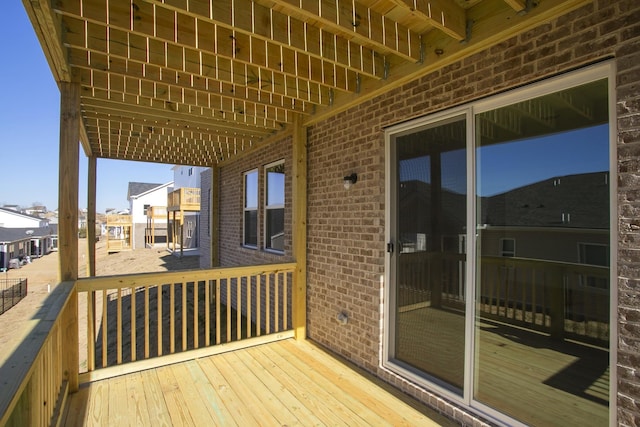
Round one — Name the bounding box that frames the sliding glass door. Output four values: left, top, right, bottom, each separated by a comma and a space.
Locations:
390, 114, 467, 394
386, 64, 612, 426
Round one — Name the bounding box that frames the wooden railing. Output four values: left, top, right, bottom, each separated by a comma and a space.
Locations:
478, 256, 609, 343
77, 263, 296, 379
146, 206, 167, 218
398, 252, 609, 344
167, 187, 201, 211
105, 214, 132, 225
0, 282, 77, 427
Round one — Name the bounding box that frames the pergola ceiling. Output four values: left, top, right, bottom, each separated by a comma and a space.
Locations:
23, 0, 587, 167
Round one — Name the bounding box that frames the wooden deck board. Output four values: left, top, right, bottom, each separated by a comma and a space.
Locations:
64, 339, 449, 427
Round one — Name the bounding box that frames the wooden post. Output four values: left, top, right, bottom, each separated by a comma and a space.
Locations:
58, 81, 80, 392
86, 156, 97, 372
167, 208, 170, 251
180, 210, 184, 257
291, 114, 307, 340
87, 156, 96, 277
548, 266, 566, 341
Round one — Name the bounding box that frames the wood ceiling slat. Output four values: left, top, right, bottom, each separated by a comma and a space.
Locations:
80, 96, 279, 135
58, 0, 385, 87
65, 15, 344, 102
72, 49, 311, 120
266, 0, 421, 61
389, 0, 466, 40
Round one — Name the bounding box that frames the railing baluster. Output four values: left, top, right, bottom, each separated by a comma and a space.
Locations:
102, 289, 107, 368
216, 279, 221, 345
226, 278, 231, 343
158, 283, 163, 356
266, 274, 271, 334
247, 275, 252, 339
283, 272, 288, 330
144, 285, 149, 359
236, 276, 242, 341
182, 282, 187, 352
117, 288, 122, 364
194, 281, 199, 349
170, 283, 175, 354
87, 290, 95, 372
205, 280, 211, 347
131, 287, 136, 362
275, 273, 280, 332
256, 275, 261, 337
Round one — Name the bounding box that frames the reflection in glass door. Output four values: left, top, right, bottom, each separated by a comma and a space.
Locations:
391, 115, 467, 393
474, 79, 610, 426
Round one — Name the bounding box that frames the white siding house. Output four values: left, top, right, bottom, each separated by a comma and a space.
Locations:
127, 182, 173, 249
0, 207, 48, 228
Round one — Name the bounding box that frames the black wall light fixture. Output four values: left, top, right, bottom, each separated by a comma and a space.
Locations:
343, 173, 357, 190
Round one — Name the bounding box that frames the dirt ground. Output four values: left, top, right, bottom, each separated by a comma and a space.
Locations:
0, 240, 200, 367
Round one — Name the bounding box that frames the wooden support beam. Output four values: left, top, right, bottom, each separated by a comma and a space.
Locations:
392, 0, 466, 40
58, 81, 80, 393
58, 81, 80, 283
87, 156, 97, 277
503, 0, 527, 12
266, 0, 422, 62
291, 114, 307, 340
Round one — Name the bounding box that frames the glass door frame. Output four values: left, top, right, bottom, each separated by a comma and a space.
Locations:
383, 61, 617, 426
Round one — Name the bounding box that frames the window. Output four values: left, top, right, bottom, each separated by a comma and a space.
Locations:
265, 161, 285, 252
243, 169, 258, 247
143, 204, 150, 215
500, 238, 515, 257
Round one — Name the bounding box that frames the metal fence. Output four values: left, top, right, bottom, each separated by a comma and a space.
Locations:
1, 278, 28, 315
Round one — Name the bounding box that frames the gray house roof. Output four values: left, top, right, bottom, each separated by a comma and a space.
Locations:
0, 226, 55, 244
127, 182, 164, 200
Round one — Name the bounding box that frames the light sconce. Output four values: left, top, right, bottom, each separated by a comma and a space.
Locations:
343, 173, 358, 190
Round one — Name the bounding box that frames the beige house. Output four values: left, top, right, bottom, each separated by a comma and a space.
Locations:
3, 1, 638, 426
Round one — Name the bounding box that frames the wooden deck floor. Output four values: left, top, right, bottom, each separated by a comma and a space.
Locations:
62, 339, 453, 426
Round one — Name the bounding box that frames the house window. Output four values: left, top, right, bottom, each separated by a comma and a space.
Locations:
500, 238, 515, 257
243, 169, 258, 247
143, 204, 150, 215
386, 63, 612, 426
264, 160, 285, 252
578, 242, 609, 289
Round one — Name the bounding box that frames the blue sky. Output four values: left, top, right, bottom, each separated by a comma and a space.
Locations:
1, 3, 174, 213
400, 124, 609, 196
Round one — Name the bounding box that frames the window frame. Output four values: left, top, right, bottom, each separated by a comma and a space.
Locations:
243, 169, 258, 248
500, 238, 516, 257
264, 160, 285, 254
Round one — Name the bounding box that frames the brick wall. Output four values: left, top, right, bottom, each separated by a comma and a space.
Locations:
199, 169, 212, 269
218, 135, 294, 267
304, 1, 640, 424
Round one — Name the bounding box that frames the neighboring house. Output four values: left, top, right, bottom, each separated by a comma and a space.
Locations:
168, 166, 207, 254
0, 226, 55, 270
127, 181, 173, 249
0, 207, 49, 228
24, 205, 47, 217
